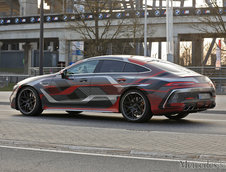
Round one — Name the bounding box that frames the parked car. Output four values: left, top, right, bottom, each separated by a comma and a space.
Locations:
10, 55, 216, 122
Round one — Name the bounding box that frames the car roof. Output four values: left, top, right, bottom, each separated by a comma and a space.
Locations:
86, 55, 159, 63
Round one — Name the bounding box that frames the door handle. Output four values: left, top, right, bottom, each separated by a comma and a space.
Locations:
80, 78, 87, 82
117, 78, 126, 83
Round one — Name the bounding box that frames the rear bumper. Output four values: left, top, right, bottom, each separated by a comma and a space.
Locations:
162, 87, 216, 113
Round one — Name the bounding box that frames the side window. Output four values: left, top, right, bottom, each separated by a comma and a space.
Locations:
98, 60, 125, 73
123, 63, 149, 72
67, 60, 99, 74
124, 63, 137, 72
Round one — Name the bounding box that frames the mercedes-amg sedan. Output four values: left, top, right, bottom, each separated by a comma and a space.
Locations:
10, 55, 216, 122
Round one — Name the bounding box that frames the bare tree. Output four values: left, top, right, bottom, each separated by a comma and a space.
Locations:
128, 12, 145, 55
116, 11, 155, 55
68, 0, 155, 57
111, 12, 147, 55
192, 0, 226, 66
68, 0, 126, 57
195, 0, 226, 34
180, 42, 192, 66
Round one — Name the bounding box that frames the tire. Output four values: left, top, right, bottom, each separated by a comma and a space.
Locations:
17, 87, 43, 116
120, 89, 152, 122
164, 112, 189, 120
66, 111, 83, 115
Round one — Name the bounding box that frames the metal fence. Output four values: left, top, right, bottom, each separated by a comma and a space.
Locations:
32, 51, 59, 67
28, 66, 226, 94
29, 67, 64, 76
0, 50, 59, 75
187, 66, 226, 94
0, 50, 24, 74
0, 66, 226, 94
0, 75, 29, 88
187, 66, 226, 78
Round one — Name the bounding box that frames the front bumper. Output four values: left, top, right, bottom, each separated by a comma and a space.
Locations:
9, 85, 19, 109
162, 87, 216, 113
10, 92, 17, 109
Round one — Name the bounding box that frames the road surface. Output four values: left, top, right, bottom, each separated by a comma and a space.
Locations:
0, 92, 226, 171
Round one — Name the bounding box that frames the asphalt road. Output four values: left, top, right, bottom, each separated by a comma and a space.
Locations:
1, 104, 226, 137
1, 92, 226, 171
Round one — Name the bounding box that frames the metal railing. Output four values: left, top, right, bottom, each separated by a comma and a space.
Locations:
187, 66, 226, 78
0, 67, 64, 88
0, 66, 226, 94
0, 75, 29, 88
29, 67, 64, 76
187, 66, 226, 94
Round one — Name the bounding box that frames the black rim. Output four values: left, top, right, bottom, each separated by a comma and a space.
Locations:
122, 92, 146, 120
18, 89, 37, 114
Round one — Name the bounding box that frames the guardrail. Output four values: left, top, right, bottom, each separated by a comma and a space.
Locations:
187, 66, 226, 94
187, 66, 226, 78
0, 75, 29, 88
0, 66, 226, 94
29, 67, 64, 76
208, 77, 226, 94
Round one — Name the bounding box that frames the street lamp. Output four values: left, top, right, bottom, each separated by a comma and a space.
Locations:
144, 0, 147, 57
39, 0, 44, 75
166, 0, 174, 62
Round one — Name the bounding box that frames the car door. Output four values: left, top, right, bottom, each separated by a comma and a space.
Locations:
44, 60, 99, 109
89, 60, 138, 110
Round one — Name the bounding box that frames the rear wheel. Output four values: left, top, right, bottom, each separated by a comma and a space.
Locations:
164, 112, 189, 120
17, 87, 43, 116
120, 90, 152, 122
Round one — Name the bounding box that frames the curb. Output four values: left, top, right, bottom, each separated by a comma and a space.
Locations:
0, 102, 10, 105
0, 139, 225, 163
201, 110, 226, 115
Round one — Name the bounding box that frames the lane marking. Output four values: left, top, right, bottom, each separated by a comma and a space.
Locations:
0, 145, 225, 164
0, 144, 174, 161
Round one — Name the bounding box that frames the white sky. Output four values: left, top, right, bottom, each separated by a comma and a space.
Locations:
146, 0, 223, 7
37, 0, 50, 9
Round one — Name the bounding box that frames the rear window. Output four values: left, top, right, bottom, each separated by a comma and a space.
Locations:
149, 60, 195, 74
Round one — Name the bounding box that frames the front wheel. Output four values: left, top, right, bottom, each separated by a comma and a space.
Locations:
17, 87, 43, 116
120, 90, 152, 122
164, 112, 189, 120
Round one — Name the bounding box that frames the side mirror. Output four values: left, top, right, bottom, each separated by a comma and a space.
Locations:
61, 70, 67, 79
